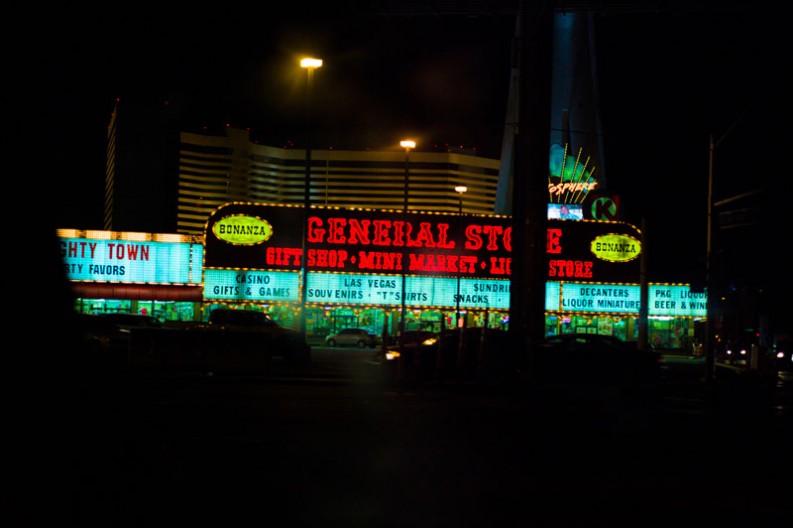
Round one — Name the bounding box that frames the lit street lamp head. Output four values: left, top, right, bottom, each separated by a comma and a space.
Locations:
400, 140, 416, 150
455, 185, 467, 194
300, 57, 323, 69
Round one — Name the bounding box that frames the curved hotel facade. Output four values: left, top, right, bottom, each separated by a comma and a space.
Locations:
176, 127, 501, 235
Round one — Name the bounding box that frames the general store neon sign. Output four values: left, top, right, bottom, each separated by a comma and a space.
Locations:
306, 216, 512, 251
205, 203, 641, 284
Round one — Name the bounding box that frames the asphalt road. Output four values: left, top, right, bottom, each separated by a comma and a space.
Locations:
18, 347, 793, 527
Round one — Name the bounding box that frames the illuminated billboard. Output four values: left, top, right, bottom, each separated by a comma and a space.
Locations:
546, 282, 707, 317
547, 203, 584, 220
548, 143, 599, 206
203, 269, 300, 302
205, 203, 511, 279
60, 235, 203, 285
546, 219, 641, 284
306, 273, 510, 309
204, 203, 643, 305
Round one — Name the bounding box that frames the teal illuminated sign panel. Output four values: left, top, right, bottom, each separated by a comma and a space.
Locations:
545, 282, 561, 311
203, 269, 300, 302
561, 283, 642, 313
648, 285, 707, 317
546, 281, 707, 317
306, 273, 510, 309
60, 238, 203, 285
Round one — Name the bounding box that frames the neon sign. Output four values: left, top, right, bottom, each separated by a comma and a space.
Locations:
203, 269, 299, 301
590, 234, 641, 262
205, 204, 512, 279
545, 220, 642, 284
545, 282, 708, 317
307, 273, 511, 309
547, 143, 599, 205
204, 204, 643, 287
60, 237, 203, 285
648, 285, 707, 316
561, 283, 642, 313
213, 214, 273, 245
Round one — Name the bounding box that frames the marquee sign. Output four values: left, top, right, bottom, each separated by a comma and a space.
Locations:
203, 269, 299, 302
201, 267, 511, 309
307, 273, 511, 309
60, 236, 203, 285
205, 203, 512, 279
204, 203, 644, 304
559, 282, 643, 313
545, 281, 707, 317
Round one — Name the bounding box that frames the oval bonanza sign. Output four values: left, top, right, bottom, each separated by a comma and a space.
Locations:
213, 215, 273, 245
590, 233, 641, 263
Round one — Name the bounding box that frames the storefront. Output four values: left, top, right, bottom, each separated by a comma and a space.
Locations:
540, 219, 707, 350
202, 202, 512, 340
544, 281, 707, 351
58, 206, 707, 351
59, 229, 204, 321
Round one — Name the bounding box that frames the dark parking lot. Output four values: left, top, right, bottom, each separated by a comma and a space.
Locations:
12, 340, 792, 528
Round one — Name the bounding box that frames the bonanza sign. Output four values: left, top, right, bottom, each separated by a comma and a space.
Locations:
212, 214, 273, 245
546, 219, 641, 284
590, 233, 640, 263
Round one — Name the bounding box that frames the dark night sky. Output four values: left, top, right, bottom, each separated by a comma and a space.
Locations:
30, 1, 784, 284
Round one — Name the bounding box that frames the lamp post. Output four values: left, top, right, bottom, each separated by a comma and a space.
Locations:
703, 133, 715, 383
703, 111, 744, 383
299, 57, 322, 341
454, 185, 467, 325
455, 185, 467, 372
398, 140, 415, 365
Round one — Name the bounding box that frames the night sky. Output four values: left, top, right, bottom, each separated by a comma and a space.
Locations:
31, 2, 784, 285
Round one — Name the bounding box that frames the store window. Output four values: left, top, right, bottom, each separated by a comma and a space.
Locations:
649, 317, 693, 351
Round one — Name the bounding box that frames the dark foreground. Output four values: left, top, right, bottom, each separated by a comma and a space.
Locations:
13, 350, 793, 528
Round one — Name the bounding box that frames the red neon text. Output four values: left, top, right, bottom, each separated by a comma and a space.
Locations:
548, 259, 593, 278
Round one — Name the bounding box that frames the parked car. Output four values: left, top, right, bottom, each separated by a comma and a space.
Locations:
325, 328, 379, 348
98, 312, 163, 329
74, 312, 161, 368
206, 308, 311, 365
75, 313, 115, 357
533, 333, 664, 397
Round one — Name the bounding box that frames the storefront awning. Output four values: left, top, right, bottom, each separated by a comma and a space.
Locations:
69, 283, 203, 301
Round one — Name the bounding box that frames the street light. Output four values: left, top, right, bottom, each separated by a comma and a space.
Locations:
703, 111, 745, 383
454, 185, 467, 325
299, 57, 322, 341
455, 185, 467, 371
398, 140, 415, 367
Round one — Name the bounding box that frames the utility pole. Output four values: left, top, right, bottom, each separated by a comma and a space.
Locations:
704, 111, 745, 383
510, 0, 554, 375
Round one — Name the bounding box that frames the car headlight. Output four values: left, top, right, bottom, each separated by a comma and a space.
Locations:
421, 337, 438, 346
385, 350, 400, 361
